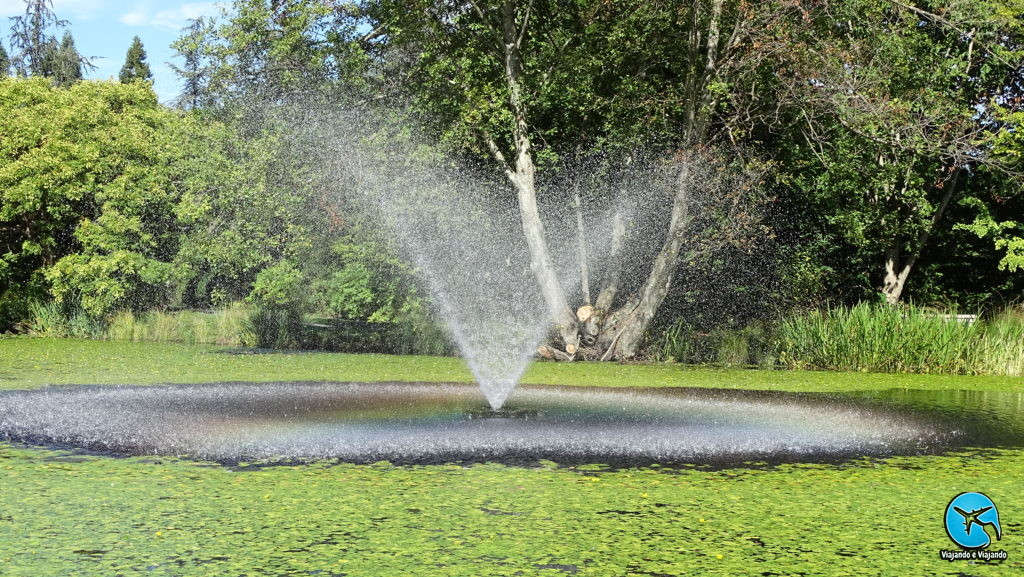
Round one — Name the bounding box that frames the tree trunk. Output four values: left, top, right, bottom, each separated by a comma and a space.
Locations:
880, 169, 960, 305
574, 188, 591, 306
488, 1, 579, 351
600, 164, 694, 358
582, 203, 627, 349
882, 244, 912, 305
595, 204, 626, 313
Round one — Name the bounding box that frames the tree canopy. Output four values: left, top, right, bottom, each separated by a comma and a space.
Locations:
2, 0, 1022, 356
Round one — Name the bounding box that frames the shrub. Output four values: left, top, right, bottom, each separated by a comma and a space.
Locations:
243, 304, 306, 349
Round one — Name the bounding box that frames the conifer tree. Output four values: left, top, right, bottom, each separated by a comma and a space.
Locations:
8, 0, 65, 76
0, 42, 10, 76
119, 36, 153, 83
40, 31, 83, 86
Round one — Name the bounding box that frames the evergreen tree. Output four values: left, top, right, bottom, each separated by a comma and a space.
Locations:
170, 18, 212, 110
8, 1, 91, 82
119, 36, 153, 83
0, 42, 10, 76
8, 0, 66, 76
40, 32, 84, 86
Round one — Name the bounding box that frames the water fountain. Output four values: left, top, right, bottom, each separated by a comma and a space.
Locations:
0, 109, 988, 466
0, 382, 956, 465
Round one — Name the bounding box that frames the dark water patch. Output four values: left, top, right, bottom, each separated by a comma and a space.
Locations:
834, 388, 1024, 447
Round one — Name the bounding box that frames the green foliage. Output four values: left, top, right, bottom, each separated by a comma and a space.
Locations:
39, 31, 85, 86
952, 107, 1024, 273
243, 304, 306, 349
118, 36, 152, 84
171, 0, 372, 108
656, 322, 775, 368
772, 0, 1024, 303
104, 304, 250, 346
956, 214, 1024, 272
778, 303, 1024, 376
321, 263, 378, 319
373, 0, 747, 160
0, 78, 174, 316
6, 0, 67, 77
0, 77, 322, 320
312, 236, 420, 322
0, 43, 10, 76
169, 18, 213, 110
24, 295, 104, 338
248, 261, 304, 307
0, 290, 29, 333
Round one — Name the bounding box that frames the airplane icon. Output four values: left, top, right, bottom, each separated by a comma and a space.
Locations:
953, 506, 1001, 540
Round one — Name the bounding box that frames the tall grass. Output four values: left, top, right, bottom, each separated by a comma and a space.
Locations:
655, 322, 775, 367
778, 303, 1024, 375
105, 304, 251, 346
25, 298, 105, 338
977, 308, 1024, 376
654, 303, 1024, 376
103, 303, 454, 354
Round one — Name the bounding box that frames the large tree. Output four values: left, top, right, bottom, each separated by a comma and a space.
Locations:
40, 31, 85, 86
773, 0, 1024, 305
170, 18, 214, 110
7, 1, 91, 84
171, 0, 372, 109
370, 0, 790, 359
0, 78, 316, 317
7, 0, 65, 77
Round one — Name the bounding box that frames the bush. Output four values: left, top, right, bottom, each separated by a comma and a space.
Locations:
243, 305, 307, 349
0, 289, 32, 333
655, 321, 774, 367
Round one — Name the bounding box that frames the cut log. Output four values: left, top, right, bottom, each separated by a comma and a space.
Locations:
537, 345, 576, 361
576, 305, 594, 323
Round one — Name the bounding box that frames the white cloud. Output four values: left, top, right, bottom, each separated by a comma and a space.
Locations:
53, 0, 105, 20
119, 2, 222, 31
0, 0, 104, 20
118, 9, 148, 27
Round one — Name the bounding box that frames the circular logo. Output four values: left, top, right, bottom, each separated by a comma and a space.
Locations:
944, 492, 1001, 549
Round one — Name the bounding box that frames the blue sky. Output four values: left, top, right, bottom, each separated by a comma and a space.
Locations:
1, 0, 225, 103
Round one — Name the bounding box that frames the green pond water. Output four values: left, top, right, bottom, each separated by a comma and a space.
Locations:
0, 385, 1021, 576
0, 339, 1021, 575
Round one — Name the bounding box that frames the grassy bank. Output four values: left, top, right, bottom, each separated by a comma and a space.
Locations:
1, 336, 1022, 392
657, 303, 1024, 376
778, 303, 1024, 375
